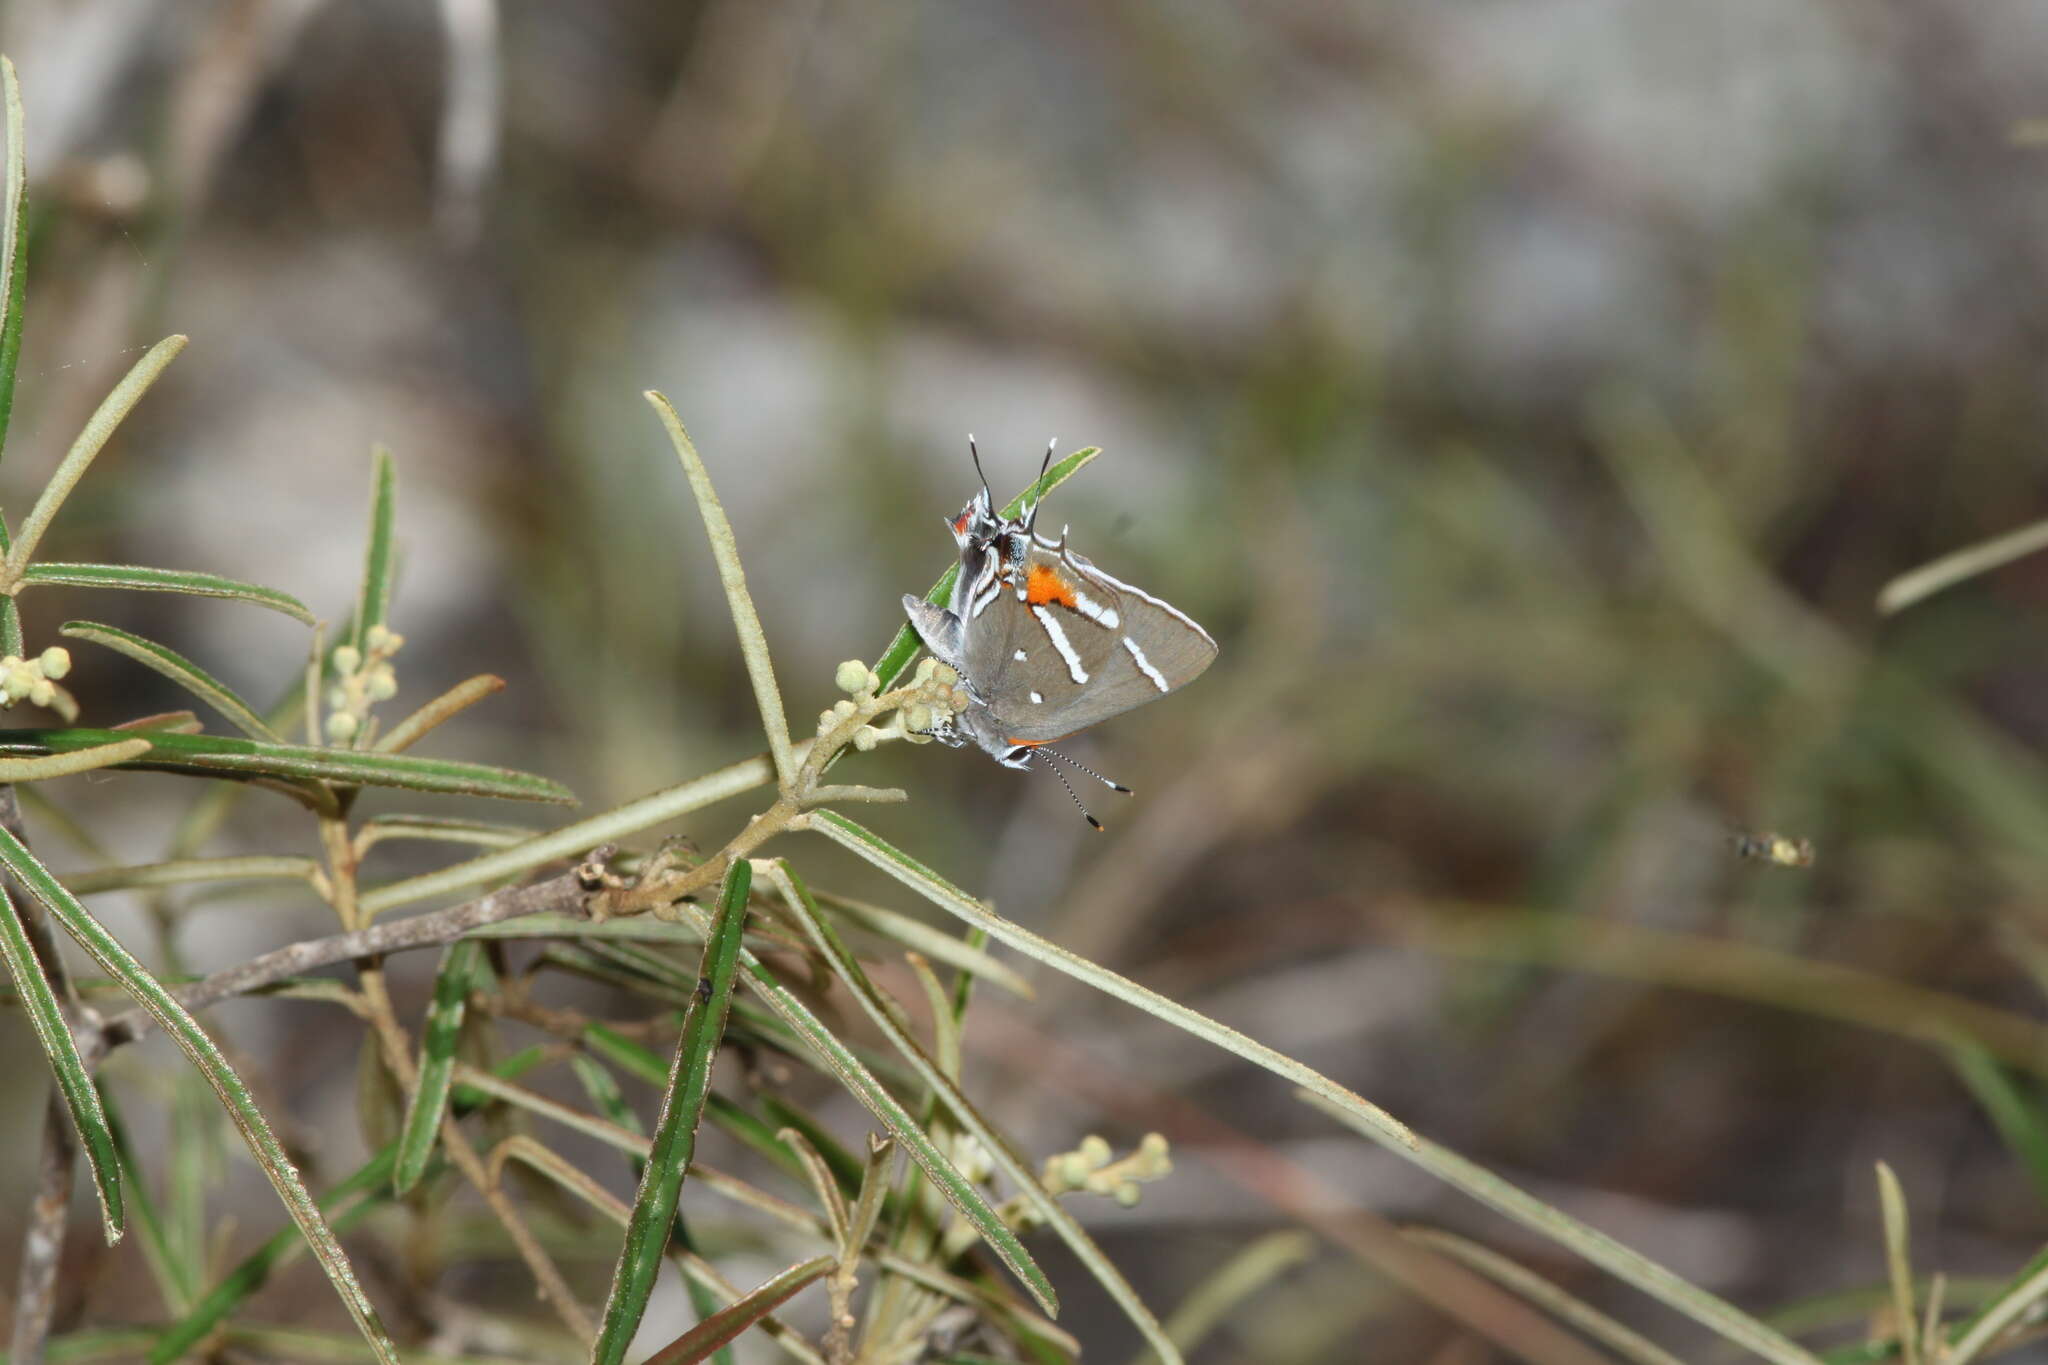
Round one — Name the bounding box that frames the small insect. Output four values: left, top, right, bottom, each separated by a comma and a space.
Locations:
902, 437, 1219, 827
1731, 831, 1815, 868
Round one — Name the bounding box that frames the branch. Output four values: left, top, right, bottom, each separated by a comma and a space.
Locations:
91, 860, 603, 1058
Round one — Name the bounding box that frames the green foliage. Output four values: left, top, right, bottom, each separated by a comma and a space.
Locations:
2, 55, 2047, 1365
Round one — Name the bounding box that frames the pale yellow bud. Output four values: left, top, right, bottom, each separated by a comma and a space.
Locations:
27, 679, 53, 708
36, 647, 69, 680
365, 665, 398, 701
852, 726, 878, 752
331, 645, 361, 674
834, 659, 870, 694
326, 712, 360, 741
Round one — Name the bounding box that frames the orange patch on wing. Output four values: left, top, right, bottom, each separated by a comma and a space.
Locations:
1024, 564, 1078, 609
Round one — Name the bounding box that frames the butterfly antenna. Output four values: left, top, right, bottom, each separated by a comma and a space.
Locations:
1025, 438, 1057, 534
1037, 756, 1104, 830
1041, 743, 1132, 794
967, 434, 993, 507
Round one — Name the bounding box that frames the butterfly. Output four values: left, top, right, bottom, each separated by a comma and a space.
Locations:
902, 438, 1218, 825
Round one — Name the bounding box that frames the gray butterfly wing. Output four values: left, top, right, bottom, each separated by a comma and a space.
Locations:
964, 544, 1217, 745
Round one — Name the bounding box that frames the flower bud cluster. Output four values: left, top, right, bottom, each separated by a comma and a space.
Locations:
325, 623, 403, 743
1042, 1133, 1171, 1208
0, 646, 77, 721
817, 655, 968, 755
894, 656, 967, 743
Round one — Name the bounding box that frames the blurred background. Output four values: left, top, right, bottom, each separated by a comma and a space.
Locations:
4, 0, 2048, 1360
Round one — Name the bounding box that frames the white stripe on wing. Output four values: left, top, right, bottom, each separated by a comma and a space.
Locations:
1122, 635, 1172, 692
1031, 605, 1089, 684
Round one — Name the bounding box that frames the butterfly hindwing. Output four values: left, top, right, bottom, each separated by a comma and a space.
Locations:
960, 540, 1216, 745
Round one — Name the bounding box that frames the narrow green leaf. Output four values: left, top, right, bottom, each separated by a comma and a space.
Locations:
374, 673, 503, 753
845, 1136, 895, 1265
668, 881, 1059, 1316
812, 815, 1805, 1355
775, 864, 1162, 1350
62, 621, 282, 741
647, 392, 796, 792
446, 1043, 549, 1110
148, 1146, 397, 1365
0, 826, 399, 1363
820, 889, 1034, 998
1948, 1245, 2048, 1363
0, 52, 28, 690
0, 880, 122, 1241
780, 1126, 852, 1248
355, 813, 537, 853
0, 728, 574, 803
642, 1256, 836, 1365
0, 56, 27, 466
360, 750, 774, 914
151, 1052, 546, 1364
352, 446, 397, 653
3, 335, 188, 585
27, 564, 314, 625
758, 1095, 867, 1197
0, 736, 150, 782
0, 59, 20, 661
572, 1053, 640, 1131
808, 810, 1416, 1149
592, 859, 752, 1365
870, 445, 1100, 691
577, 1025, 812, 1190
392, 939, 482, 1193
62, 855, 319, 897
